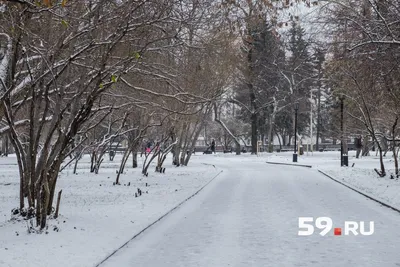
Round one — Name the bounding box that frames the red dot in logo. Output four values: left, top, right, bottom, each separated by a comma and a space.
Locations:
334, 228, 342, 236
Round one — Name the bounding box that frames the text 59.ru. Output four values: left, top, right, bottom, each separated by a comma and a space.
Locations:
298, 217, 374, 236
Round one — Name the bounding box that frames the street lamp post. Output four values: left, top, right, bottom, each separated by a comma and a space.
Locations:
293, 102, 299, 163
340, 96, 348, 166
310, 89, 313, 154
310, 89, 318, 154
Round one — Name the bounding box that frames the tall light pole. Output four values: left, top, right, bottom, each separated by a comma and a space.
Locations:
340, 95, 348, 166
310, 89, 313, 155
316, 82, 322, 152
310, 89, 318, 154
340, 96, 344, 166
293, 102, 299, 163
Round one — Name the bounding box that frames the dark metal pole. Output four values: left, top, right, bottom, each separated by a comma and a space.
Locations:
316, 85, 321, 151
340, 97, 344, 166
293, 106, 298, 162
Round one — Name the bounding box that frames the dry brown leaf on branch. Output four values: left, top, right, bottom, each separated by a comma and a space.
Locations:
43, 0, 52, 7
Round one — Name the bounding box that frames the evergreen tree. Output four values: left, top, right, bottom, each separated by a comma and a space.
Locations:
274, 22, 315, 146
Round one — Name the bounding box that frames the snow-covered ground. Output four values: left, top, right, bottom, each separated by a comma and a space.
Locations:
0, 154, 220, 267
266, 151, 400, 210
1, 152, 399, 267
100, 155, 400, 267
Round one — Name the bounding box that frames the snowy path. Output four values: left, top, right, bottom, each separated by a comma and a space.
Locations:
101, 157, 400, 267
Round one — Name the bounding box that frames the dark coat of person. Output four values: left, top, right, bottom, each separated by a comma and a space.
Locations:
211, 140, 216, 152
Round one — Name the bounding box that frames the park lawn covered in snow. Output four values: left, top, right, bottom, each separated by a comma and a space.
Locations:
0, 154, 221, 267
266, 150, 400, 210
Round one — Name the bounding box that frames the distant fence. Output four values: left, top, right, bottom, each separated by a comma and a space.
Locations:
195, 144, 356, 153
102, 143, 356, 154
274, 143, 355, 152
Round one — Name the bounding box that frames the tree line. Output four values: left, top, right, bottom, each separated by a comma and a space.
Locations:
1, 0, 398, 229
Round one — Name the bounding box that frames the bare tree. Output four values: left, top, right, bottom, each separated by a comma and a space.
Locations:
0, 0, 201, 229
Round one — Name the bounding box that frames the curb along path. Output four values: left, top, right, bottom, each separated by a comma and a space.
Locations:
95, 169, 224, 267
266, 161, 312, 168
317, 170, 400, 214
266, 161, 400, 214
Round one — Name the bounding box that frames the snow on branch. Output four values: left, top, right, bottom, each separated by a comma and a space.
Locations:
0, 116, 53, 135
0, 33, 12, 92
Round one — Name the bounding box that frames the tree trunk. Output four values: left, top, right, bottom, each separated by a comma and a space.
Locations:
371, 133, 386, 176
276, 133, 282, 150
213, 103, 241, 155
132, 151, 138, 168
233, 139, 240, 155
180, 123, 191, 165
362, 135, 369, 156
19, 170, 24, 210
280, 133, 286, 147
54, 190, 62, 219
267, 113, 275, 153
287, 134, 292, 146
251, 112, 257, 154
116, 148, 131, 184
35, 189, 41, 227
45, 156, 64, 216
184, 119, 206, 166
94, 157, 104, 174
173, 124, 185, 166
143, 151, 160, 175
393, 117, 399, 175
246, 41, 257, 155
73, 156, 79, 174
378, 145, 386, 176
41, 182, 50, 229
2, 134, 9, 156
90, 151, 96, 173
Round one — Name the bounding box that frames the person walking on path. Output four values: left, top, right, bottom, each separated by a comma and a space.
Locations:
211, 139, 216, 154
